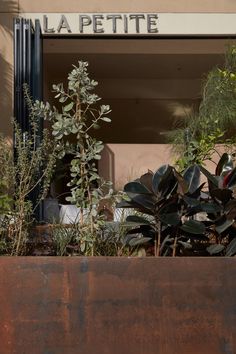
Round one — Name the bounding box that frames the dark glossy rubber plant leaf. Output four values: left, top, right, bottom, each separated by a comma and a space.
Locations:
188, 182, 206, 198
185, 206, 202, 217
139, 225, 156, 238
132, 194, 155, 212
225, 167, 236, 189
222, 171, 231, 188
206, 244, 225, 255
140, 172, 153, 193
225, 200, 236, 220
200, 202, 222, 213
158, 170, 177, 198
152, 165, 171, 194
126, 227, 143, 235
173, 170, 188, 195
183, 196, 201, 207
126, 215, 151, 225
158, 196, 178, 213
215, 218, 234, 234
158, 212, 180, 226
199, 165, 219, 187
116, 199, 153, 216
180, 219, 206, 234
183, 165, 200, 194
210, 188, 232, 205
215, 153, 233, 176
124, 181, 152, 195
225, 238, 236, 256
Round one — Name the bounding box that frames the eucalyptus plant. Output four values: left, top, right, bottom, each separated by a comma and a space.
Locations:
39, 61, 112, 255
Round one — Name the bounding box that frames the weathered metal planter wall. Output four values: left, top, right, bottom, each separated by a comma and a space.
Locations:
0, 257, 235, 354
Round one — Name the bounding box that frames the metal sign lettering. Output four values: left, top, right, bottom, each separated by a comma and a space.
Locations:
21, 13, 236, 36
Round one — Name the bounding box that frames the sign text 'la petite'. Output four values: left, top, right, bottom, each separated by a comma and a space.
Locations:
41, 13, 159, 35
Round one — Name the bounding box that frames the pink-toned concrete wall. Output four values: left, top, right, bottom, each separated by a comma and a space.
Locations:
99, 143, 173, 190
99, 143, 227, 190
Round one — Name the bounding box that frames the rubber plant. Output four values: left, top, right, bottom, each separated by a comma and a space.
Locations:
200, 153, 236, 256
118, 153, 236, 257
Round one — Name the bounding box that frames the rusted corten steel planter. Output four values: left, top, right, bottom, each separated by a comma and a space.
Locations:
0, 257, 235, 354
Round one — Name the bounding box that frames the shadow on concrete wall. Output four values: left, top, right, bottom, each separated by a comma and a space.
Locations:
0, 1, 18, 137
99, 144, 115, 187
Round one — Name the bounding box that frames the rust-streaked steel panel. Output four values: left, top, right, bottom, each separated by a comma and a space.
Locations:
0, 257, 235, 354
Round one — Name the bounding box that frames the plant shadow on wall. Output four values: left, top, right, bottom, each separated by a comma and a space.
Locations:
0, 1, 19, 136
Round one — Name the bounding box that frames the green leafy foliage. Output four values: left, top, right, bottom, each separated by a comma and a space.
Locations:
0, 86, 58, 255
168, 46, 236, 170
118, 153, 236, 257
41, 61, 113, 255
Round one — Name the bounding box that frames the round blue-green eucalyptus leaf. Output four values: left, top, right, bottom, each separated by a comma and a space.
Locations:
64, 102, 74, 112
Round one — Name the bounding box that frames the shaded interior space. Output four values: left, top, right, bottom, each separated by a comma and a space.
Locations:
43, 38, 232, 190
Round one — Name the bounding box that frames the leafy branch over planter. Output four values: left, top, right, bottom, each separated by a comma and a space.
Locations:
37, 61, 113, 255
118, 153, 236, 257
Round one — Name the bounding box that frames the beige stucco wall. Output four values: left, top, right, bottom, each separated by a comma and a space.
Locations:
0, 1, 18, 137
98, 143, 226, 190
17, 1, 236, 13
99, 144, 174, 190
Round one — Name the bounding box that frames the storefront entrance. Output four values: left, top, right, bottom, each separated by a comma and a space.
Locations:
13, 17, 234, 201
